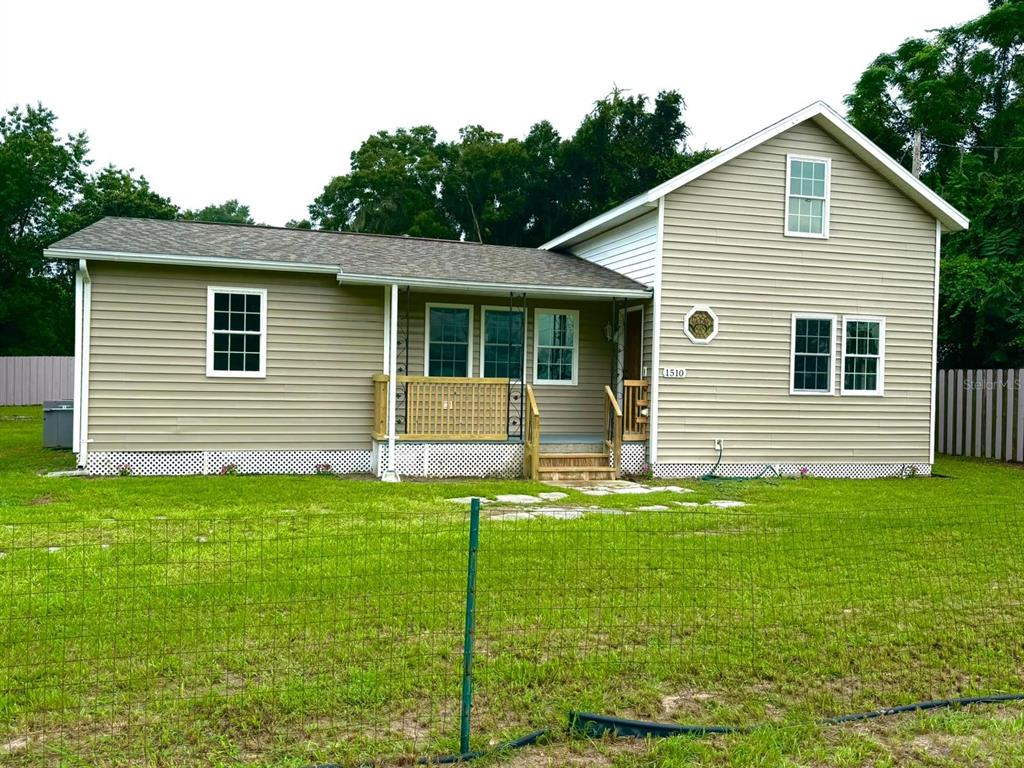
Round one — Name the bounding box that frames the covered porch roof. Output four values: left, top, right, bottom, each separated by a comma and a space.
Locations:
46, 217, 652, 300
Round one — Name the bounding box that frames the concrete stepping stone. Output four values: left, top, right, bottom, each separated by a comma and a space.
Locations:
611, 485, 657, 495
707, 500, 746, 508
446, 496, 493, 505
533, 508, 584, 520
538, 491, 569, 501
494, 494, 544, 504
636, 504, 671, 511
491, 511, 536, 521
581, 489, 612, 496
672, 501, 700, 508
588, 508, 629, 515
661, 486, 694, 493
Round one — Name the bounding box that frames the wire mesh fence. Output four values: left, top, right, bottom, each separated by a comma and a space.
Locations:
2, 500, 1023, 765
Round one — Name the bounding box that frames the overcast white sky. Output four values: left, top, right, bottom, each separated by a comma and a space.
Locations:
0, 0, 987, 226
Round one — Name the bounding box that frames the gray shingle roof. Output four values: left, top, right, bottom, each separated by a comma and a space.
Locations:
48, 217, 649, 294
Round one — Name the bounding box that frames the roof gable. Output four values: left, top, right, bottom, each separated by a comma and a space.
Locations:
541, 101, 969, 250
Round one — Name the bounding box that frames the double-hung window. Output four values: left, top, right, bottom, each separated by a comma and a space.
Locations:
534, 309, 578, 385
785, 155, 830, 237
842, 317, 885, 395
206, 287, 267, 377
790, 314, 835, 394
481, 307, 524, 379
426, 304, 473, 377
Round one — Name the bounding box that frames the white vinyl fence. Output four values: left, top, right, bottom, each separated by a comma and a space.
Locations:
0, 357, 74, 406
936, 369, 1024, 463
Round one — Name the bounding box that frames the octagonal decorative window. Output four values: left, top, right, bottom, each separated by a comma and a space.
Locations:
684, 305, 719, 344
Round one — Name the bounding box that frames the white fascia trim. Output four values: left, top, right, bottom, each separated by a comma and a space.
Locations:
44, 247, 341, 274
649, 198, 665, 464
929, 221, 941, 464
540, 101, 968, 248
839, 315, 886, 396
789, 312, 838, 396
424, 302, 475, 378
539, 197, 658, 250
337, 271, 651, 300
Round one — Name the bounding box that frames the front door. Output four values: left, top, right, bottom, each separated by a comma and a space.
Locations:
623, 308, 643, 380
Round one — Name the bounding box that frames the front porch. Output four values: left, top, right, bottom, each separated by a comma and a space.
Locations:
372, 372, 649, 480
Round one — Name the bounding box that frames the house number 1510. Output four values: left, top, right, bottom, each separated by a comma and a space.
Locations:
661, 367, 687, 378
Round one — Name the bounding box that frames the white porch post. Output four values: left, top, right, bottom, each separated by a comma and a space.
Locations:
382, 283, 401, 482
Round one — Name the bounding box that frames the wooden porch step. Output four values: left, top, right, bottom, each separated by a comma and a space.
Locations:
538, 452, 608, 462
538, 465, 619, 481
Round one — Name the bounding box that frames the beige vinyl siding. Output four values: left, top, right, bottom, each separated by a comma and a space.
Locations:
87, 262, 383, 451
400, 292, 612, 436
657, 120, 937, 464
568, 211, 659, 288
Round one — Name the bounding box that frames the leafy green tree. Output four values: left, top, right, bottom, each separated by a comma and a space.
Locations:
307, 88, 713, 246
66, 165, 178, 231
846, 0, 1024, 366
183, 199, 255, 225
310, 126, 456, 238
0, 104, 88, 355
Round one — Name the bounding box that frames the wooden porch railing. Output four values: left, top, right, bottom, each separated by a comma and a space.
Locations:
372, 374, 511, 441
523, 384, 541, 480
604, 385, 623, 476
623, 379, 650, 441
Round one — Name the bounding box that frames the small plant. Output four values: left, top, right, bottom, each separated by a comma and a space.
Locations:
314, 463, 333, 476
218, 463, 238, 476
798, 466, 810, 479
117, 464, 132, 477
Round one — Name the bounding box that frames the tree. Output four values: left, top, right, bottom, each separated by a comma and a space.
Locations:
183, 199, 255, 225
66, 165, 178, 231
310, 126, 456, 238
846, 0, 1024, 366
306, 88, 714, 246
0, 104, 88, 355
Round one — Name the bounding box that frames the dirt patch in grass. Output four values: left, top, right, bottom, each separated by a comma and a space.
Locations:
27, 495, 54, 506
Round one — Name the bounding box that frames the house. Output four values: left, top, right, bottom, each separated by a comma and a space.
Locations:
46, 101, 968, 480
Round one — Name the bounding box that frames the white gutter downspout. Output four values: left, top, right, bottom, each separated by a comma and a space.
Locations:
381, 283, 401, 482
73, 259, 91, 468
929, 221, 941, 466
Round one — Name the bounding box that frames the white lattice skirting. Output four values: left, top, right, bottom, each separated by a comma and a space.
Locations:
651, 462, 932, 479
375, 442, 524, 479
86, 450, 373, 476
621, 442, 648, 475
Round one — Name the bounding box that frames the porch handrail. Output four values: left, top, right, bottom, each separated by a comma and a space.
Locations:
623, 379, 650, 441
524, 384, 541, 480
604, 385, 623, 476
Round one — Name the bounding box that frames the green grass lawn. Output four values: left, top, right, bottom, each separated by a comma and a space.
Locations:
1, 405, 1023, 767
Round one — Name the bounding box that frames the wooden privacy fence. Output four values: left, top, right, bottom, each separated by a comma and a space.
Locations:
0, 357, 74, 406
936, 369, 1024, 463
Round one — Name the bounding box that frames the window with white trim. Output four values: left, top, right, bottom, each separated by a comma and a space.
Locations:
426, 304, 472, 377
481, 307, 524, 379
785, 156, 830, 237
842, 317, 885, 395
534, 309, 578, 385
790, 314, 834, 394
206, 287, 267, 377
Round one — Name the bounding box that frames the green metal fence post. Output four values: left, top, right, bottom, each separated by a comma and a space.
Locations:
459, 497, 481, 755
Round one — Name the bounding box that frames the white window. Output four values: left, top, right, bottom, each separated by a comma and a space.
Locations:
842, 316, 885, 395
785, 155, 831, 238
206, 287, 267, 378
533, 309, 579, 385
790, 313, 835, 395
425, 303, 473, 377
480, 307, 525, 379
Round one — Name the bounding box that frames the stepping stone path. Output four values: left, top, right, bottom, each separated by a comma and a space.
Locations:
708, 500, 746, 508
673, 501, 700, 508
636, 505, 671, 511
494, 494, 544, 504
446, 496, 493, 505
537, 491, 568, 501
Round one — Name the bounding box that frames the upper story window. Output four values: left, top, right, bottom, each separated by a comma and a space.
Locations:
206, 287, 267, 378
534, 309, 578, 385
426, 303, 473, 377
481, 307, 524, 379
842, 317, 885, 395
785, 155, 831, 238
790, 313, 835, 395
